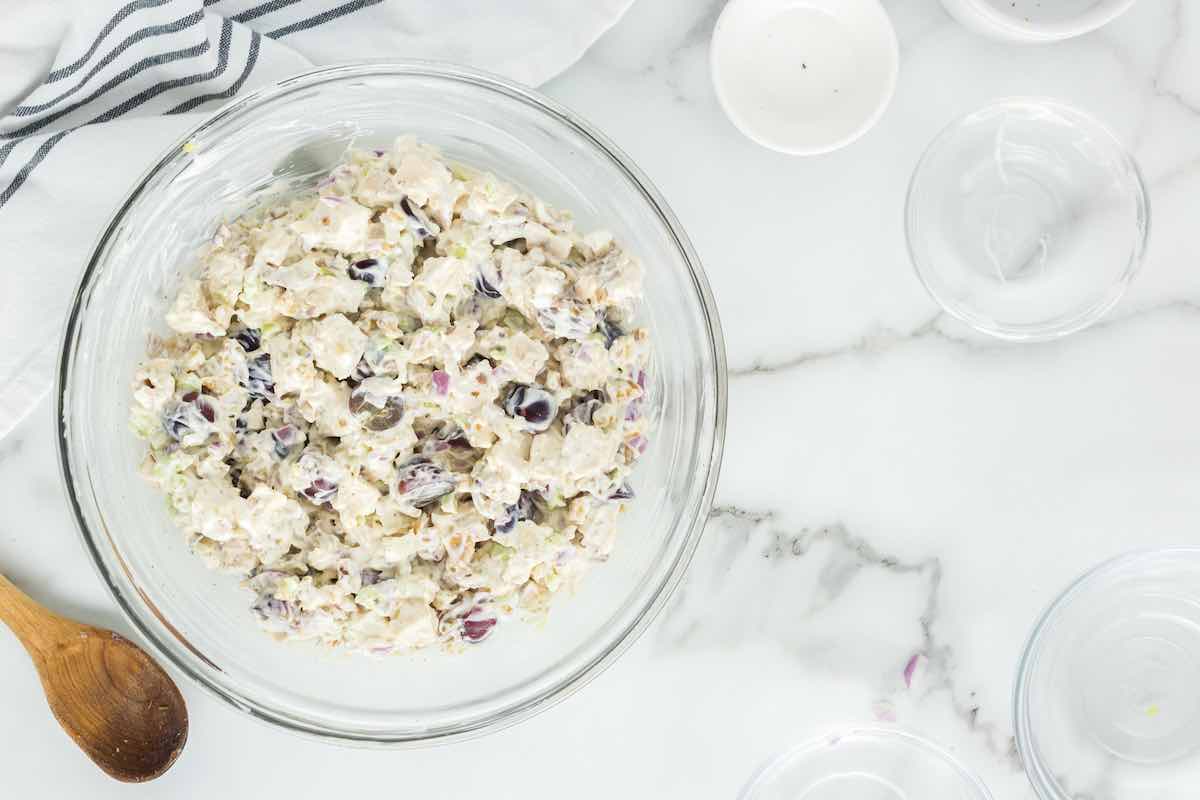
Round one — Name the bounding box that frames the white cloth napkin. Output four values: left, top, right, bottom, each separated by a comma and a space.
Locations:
0, 0, 632, 440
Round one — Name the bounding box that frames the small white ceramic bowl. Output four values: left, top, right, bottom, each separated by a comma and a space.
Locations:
710, 0, 898, 156
940, 0, 1139, 43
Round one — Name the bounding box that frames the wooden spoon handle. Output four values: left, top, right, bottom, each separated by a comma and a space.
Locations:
0, 573, 72, 658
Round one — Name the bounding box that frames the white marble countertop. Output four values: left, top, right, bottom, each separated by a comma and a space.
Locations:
3, 0, 1199, 796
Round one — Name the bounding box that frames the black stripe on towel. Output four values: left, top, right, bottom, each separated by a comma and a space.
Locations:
46, 0, 174, 83
69, 18, 236, 125
265, 0, 383, 39
167, 31, 261, 114
0, 0, 385, 211
0, 19, 238, 206
0, 130, 72, 207
232, 0, 302, 24
1, 40, 214, 144
14, 12, 209, 118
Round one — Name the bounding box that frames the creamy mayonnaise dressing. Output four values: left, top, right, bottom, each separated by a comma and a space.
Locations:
130, 137, 649, 654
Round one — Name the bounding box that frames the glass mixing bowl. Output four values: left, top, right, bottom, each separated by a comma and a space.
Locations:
55, 61, 726, 744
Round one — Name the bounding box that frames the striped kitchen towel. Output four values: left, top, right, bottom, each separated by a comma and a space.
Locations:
0, 0, 633, 440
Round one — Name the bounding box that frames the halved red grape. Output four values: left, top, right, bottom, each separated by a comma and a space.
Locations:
348, 383, 405, 431
494, 490, 540, 535
610, 481, 635, 500
567, 390, 605, 428
598, 318, 623, 348
502, 384, 556, 432
475, 259, 502, 299
162, 393, 216, 441
394, 457, 456, 508
461, 607, 497, 643
400, 197, 436, 242
242, 353, 274, 401
302, 477, 338, 505
271, 424, 304, 459
232, 325, 262, 352
348, 257, 388, 286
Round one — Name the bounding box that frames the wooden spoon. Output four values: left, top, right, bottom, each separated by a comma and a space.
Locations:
0, 573, 188, 782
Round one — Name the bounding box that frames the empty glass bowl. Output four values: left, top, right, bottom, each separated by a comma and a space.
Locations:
906, 98, 1149, 341
740, 728, 994, 800
1016, 550, 1200, 799
56, 62, 727, 744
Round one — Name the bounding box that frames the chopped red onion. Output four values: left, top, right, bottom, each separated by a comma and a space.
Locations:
903, 653, 921, 688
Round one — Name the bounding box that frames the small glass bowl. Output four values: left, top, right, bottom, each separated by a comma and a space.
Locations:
905, 98, 1149, 342
56, 61, 727, 745
939, 0, 1140, 43
1016, 549, 1200, 799
740, 728, 994, 800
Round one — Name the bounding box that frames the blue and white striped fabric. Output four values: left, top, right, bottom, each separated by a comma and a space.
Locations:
0, 0, 633, 439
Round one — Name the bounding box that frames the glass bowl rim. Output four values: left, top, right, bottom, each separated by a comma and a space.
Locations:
737, 726, 996, 799
904, 96, 1151, 343
54, 59, 728, 746
1012, 547, 1200, 798
955, 0, 1139, 42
